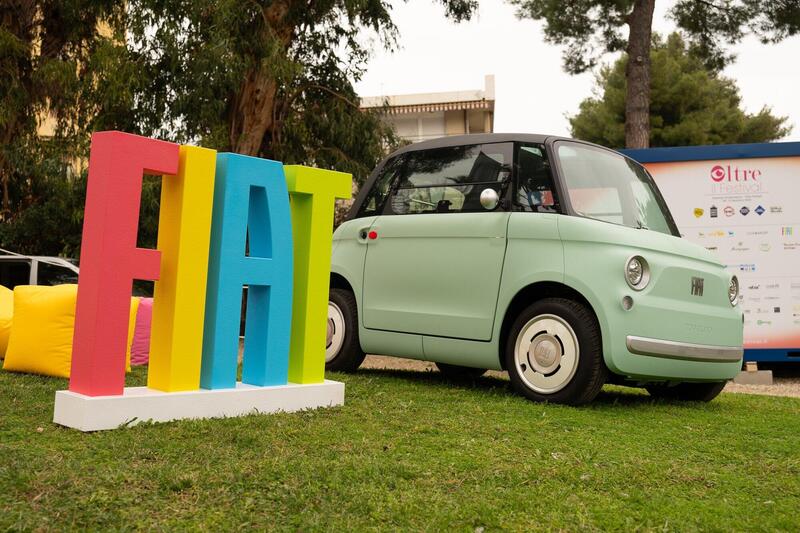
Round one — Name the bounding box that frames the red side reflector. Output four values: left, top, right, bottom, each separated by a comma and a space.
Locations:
368, 231, 378, 240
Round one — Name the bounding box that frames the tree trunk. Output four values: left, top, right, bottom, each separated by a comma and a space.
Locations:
230, 71, 279, 156
624, 0, 655, 149
228, 1, 293, 156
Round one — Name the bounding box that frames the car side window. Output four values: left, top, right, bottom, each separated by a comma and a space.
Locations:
387, 143, 513, 215
356, 156, 404, 218
515, 144, 558, 213
0, 260, 31, 288
37, 262, 79, 286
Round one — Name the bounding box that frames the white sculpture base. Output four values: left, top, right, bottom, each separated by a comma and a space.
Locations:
53, 380, 344, 432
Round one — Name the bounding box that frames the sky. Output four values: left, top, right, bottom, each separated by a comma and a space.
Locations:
354, 0, 800, 142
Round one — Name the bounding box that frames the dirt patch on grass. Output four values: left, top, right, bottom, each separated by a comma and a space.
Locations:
724, 381, 800, 399
363, 355, 800, 399
362, 355, 435, 372
724, 366, 800, 399
362, 355, 507, 378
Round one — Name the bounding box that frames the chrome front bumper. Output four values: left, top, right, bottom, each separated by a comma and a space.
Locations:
626, 335, 743, 363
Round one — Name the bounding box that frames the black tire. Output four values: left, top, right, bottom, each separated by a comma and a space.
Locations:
435, 362, 487, 379
325, 288, 366, 372
646, 381, 727, 402
504, 298, 606, 405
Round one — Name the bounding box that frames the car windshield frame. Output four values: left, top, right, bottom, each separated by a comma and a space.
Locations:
550, 140, 680, 237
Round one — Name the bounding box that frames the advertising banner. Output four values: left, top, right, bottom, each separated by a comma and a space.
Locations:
624, 143, 800, 360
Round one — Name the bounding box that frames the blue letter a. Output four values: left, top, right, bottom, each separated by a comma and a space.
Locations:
200, 153, 293, 389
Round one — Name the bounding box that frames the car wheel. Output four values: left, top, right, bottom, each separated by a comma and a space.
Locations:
505, 298, 606, 405
326, 288, 366, 372
435, 362, 487, 379
645, 381, 727, 402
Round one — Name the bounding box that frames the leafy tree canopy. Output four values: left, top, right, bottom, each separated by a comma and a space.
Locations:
511, 0, 799, 148
569, 33, 791, 148
125, 0, 477, 180
672, 0, 800, 70
0, 0, 477, 256
0, 0, 134, 255
511, 0, 800, 74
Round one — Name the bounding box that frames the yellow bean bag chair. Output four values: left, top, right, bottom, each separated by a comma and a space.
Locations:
2, 284, 137, 378
0, 285, 12, 358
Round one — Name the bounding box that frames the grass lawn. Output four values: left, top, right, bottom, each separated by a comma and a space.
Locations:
1, 366, 799, 531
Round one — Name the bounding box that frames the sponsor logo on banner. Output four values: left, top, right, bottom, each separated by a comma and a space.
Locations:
710, 164, 764, 194
774, 307, 781, 313
766, 283, 780, 289
731, 242, 750, 252
747, 230, 768, 236
710, 165, 727, 181
710, 205, 718, 218
737, 263, 757, 272
770, 206, 782, 213
724, 206, 735, 217
755, 205, 765, 215
694, 207, 704, 218
759, 243, 771, 252
710, 164, 762, 182
781, 226, 793, 236
740, 206, 750, 216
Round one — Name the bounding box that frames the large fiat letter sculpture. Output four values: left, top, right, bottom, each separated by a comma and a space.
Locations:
53, 131, 350, 431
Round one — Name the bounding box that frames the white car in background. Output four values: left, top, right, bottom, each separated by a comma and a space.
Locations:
0, 255, 79, 288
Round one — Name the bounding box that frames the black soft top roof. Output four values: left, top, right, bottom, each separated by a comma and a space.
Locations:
388, 133, 557, 158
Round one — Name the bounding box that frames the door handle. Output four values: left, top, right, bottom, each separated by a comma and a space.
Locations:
357, 227, 373, 243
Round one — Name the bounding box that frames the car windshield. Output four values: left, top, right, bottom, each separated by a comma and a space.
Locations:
556, 142, 677, 236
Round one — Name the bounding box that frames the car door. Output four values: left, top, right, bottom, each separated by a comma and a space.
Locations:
362, 142, 512, 341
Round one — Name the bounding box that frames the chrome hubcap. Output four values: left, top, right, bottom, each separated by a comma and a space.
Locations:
514, 314, 579, 394
326, 302, 345, 363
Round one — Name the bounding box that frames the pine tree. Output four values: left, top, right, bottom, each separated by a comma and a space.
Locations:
569, 33, 790, 148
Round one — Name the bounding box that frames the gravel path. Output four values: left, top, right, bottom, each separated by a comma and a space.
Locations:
724, 381, 800, 398
362, 355, 800, 399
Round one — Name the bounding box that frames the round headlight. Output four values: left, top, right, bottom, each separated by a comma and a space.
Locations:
729, 275, 739, 306
625, 256, 650, 290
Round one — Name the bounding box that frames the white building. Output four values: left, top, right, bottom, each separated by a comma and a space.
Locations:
360, 75, 495, 143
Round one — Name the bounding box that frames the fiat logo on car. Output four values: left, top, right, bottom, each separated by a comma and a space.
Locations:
691, 277, 705, 297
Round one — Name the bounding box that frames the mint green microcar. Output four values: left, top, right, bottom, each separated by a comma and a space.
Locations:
327, 134, 743, 404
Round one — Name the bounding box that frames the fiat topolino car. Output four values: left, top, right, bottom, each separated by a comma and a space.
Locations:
326, 134, 743, 405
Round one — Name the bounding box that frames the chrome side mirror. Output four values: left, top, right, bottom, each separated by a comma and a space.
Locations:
480, 188, 500, 210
